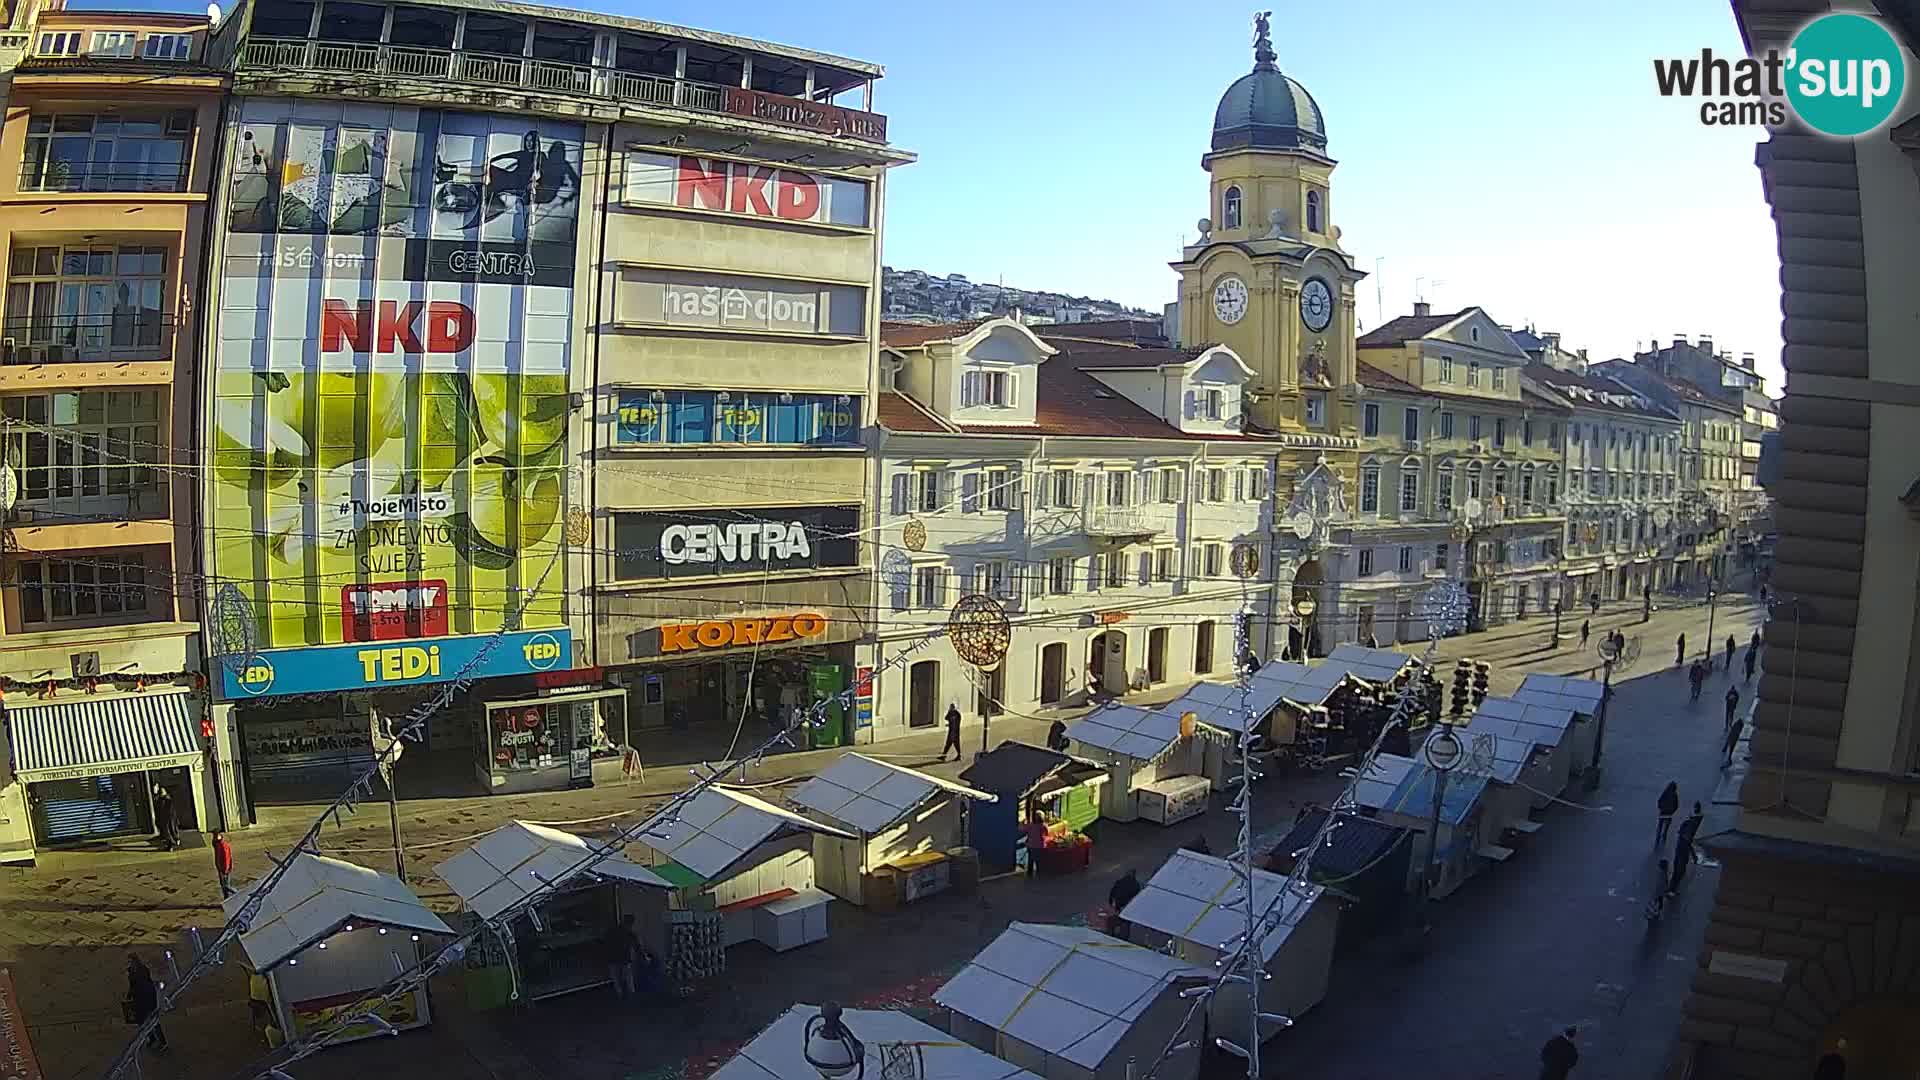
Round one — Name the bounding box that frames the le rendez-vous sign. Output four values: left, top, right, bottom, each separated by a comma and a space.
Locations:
722, 87, 888, 143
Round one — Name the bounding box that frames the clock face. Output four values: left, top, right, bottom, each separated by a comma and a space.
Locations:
1212, 276, 1248, 325
1299, 278, 1334, 332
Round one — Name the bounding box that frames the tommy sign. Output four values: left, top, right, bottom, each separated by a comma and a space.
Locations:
615, 505, 858, 580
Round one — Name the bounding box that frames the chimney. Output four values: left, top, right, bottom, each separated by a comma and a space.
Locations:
1543, 331, 1561, 351
1672, 335, 1688, 348
1698, 335, 1713, 354
1740, 350, 1755, 370
1413, 301, 1431, 317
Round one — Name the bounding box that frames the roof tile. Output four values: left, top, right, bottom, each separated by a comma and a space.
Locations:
1355, 311, 1461, 347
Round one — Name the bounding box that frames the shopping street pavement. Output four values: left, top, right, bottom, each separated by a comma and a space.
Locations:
0, 591, 1764, 1079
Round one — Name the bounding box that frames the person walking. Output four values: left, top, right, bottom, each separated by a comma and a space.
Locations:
212, 832, 235, 898
1610, 629, 1626, 656
1676, 802, 1705, 850
1750, 628, 1761, 654
1024, 812, 1048, 880
1646, 859, 1671, 921
1723, 712, 1746, 767
1580, 619, 1591, 648
151, 783, 178, 852
602, 913, 638, 999
1107, 869, 1142, 942
1743, 645, 1757, 683
1538, 1026, 1579, 1080
124, 954, 167, 1053
1669, 836, 1694, 896
1182, 834, 1212, 856
1589, 593, 1601, 616
1675, 632, 1688, 667
1689, 660, 1706, 702
1655, 781, 1680, 846
1724, 685, 1742, 735
1046, 719, 1070, 753
1724, 634, 1737, 673
941, 703, 962, 762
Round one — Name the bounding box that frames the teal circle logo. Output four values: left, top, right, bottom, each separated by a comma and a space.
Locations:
237, 654, 276, 696
1786, 14, 1906, 137
523, 632, 563, 671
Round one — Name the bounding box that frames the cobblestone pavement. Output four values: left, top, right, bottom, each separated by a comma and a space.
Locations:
0, 592, 1764, 1079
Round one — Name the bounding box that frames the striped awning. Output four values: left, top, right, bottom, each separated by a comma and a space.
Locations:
7, 691, 199, 781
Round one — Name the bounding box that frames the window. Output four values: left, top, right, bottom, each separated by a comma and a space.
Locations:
1304, 394, 1325, 427
1203, 543, 1224, 578
1521, 469, 1535, 503
1403, 407, 1421, 444
141, 33, 192, 60
1399, 468, 1419, 513
1522, 421, 1533, 448
1232, 469, 1246, 502
1204, 389, 1224, 421
963, 369, 1016, 408
1493, 418, 1506, 448
1435, 465, 1454, 511
1466, 463, 1483, 499
1106, 553, 1127, 588
1088, 554, 1104, 592
1440, 357, 1455, 383
91, 31, 136, 57
985, 467, 1020, 511
1469, 415, 1482, 442
1398, 546, 1413, 573
1306, 190, 1322, 232
1195, 621, 1216, 674
917, 470, 943, 513
1358, 548, 1375, 576
1108, 471, 1131, 507
1470, 327, 1481, 343
1467, 361, 1481, 388
1223, 186, 1242, 230
1363, 403, 1380, 437
960, 472, 982, 513
1049, 557, 1070, 595
618, 390, 861, 448
1493, 466, 1509, 500
1360, 464, 1380, 513
1206, 468, 1227, 503
20, 553, 150, 624
1053, 469, 1077, 508
2, 391, 162, 510
37, 31, 80, 55
1249, 467, 1268, 500
1588, 470, 1602, 496
21, 113, 192, 192
1435, 543, 1449, 570
1160, 467, 1184, 503
1138, 551, 1152, 585
1551, 423, 1560, 445
1142, 470, 1160, 504
977, 560, 1012, 600
1154, 547, 1175, 582
1492, 367, 1506, 390
915, 565, 943, 609
1440, 411, 1455, 439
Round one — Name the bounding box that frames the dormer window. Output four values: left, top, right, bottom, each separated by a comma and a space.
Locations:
1306, 190, 1322, 233
1204, 389, 1223, 421
91, 32, 136, 58
961, 369, 1017, 409
1223, 186, 1242, 230
142, 33, 193, 61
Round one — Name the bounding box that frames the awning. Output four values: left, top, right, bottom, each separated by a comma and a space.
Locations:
6, 691, 199, 783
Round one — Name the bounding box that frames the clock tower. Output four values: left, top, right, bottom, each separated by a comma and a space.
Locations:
1172, 12, 1365, 436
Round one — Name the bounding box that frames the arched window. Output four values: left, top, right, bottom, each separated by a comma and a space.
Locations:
1492, 463, 1510, 500
1306, 190, 1322, 232
1520, 463, 1536, 505
1223, 186, 1242, 230
1398, 457, 1420, 514
1359, 459, 1381, 514
1545, 465, 1559, 505
1465, 462, 1483, 500
1434, 461, 1455, 512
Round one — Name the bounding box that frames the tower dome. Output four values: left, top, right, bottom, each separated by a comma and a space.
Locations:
1211, 13, 1327, 154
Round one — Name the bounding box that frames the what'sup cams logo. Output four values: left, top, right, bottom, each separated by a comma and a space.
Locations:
1655, 13, 1907, 136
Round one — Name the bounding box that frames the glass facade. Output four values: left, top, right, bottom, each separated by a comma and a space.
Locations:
615, 389, 860, 447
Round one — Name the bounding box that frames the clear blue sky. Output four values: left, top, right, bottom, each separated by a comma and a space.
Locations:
90, 0, 1786, 390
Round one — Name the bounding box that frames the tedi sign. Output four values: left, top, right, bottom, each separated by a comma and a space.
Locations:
1653, 12, 1906, 135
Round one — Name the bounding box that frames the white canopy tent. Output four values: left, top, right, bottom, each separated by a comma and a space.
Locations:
1320, 643, 1418, 685
1511, 674, 1605, 771
935, 922, 1208, 1080
1421, 727, 1543, 841
434, 820, 671, 921
1064, 704, 1203, 823
1470, 696, 1580, 806
1118, 850, 1337, 1040
711, 1004, 1042, 1080
791, 753, 995, 905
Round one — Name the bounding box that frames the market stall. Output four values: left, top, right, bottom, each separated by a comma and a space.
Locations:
711, 1004, 1042, 1080
1119, 850, 1337, 1041
629, 786, 856, 960
790, 753, 995, 906
935, 921, 1209, 1080
1420, 727, 1541, 846
1170, 668, 1305, 787
225, 853, 450, 1049
1321, 643, 1418, 684
959, 741, 1108, 873
1268, 807, 1412, 936
1351, 754, 1496, 898
1511, 674, 1605, 772
1468, 696, 1580, 808
1064, 704, 1206, 824
433, 820, 672, 1005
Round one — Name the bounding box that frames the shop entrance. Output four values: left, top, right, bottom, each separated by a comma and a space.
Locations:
1147, 627, 1168, 685
1357, 604, 1376, 645
1098, 629, 1130, 694
1039, 642, 1066, 705
974, 664, 1004, 720
27, 764, 197, 847
1194, 622, 1215, 675
908, 660, 940, 728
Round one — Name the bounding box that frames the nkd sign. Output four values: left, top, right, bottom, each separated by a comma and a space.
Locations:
625, 151, 871, 228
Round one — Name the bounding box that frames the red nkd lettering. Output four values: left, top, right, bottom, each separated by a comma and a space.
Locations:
774, 169, 821, 221
675, 157, 728, 212
729, 165, 774, 217
321, 300, 476, 355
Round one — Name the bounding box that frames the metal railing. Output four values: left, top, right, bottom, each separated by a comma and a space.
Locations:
18, 160, 189, 194
1, 313, 174, 363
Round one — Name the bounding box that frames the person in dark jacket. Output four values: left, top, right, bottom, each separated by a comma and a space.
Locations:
1580, 620, 1590, 648
1723, 714, 1746, 767
125, 954, 167, 1052
1676, 802, 1705, 849
151, 784, 178, 852
1539, 1026, 1578, 1079
1744, 646, 1758, 683
1669, 837, 1695, 896
1183, 835, 1212, 856
941, 703, 963, 762
1046, 720, 1070, 753
1725, 686, 1742, 735
1688, 661, 1707, 702
1814, 1052, 1847, 1080
1656, 781, 1680, 846
1724, 634, 1737, 673
1676, 633, 1687, 667
1107, 870, 1142, 941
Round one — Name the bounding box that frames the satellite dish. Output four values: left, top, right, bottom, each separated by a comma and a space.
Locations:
206, 1, 222, 26
1462, 497, 1484, 522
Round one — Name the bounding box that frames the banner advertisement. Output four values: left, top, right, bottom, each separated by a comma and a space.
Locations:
611, 506, 859, 580
614, 267, 865, 336
212, 102, 582, 690
222, 629, 572, 699
623, 151, 871, 227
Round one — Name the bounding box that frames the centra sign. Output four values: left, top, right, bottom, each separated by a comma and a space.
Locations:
661, 521, 812, 566
659, 613, 829, 653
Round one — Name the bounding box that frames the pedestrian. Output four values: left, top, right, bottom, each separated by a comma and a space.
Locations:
1656, 781, 1679, 846
1580, 619, 1590, 647
1108, 869, 1142, 942
602, 913, 638, 998
1743, 646, 1757, 683
1610, 629, 1625, 655
1024, 811, 1048, 880
1538, 1026, 1579, 1080
151, 783, 178, 852
1750, 628, 1761, 653
1364, 633, 1378, 649
941, 702, 962, 762
1725, 634, 1736, 673
1759, 583, 1769, 605
124, 954, 167, 1052
1676, 632, 1687, 667
1646, 860, 1671, 921
1725, 685, 1741, 735
1677, 802, 1705, 849
1689, 661, 1706, 702
1723, 713, 1745, 767
1589, 592, 1600, 616
1046, 719, 1070, 753
1669, 837, 1694, 896
212, 832, 235, 898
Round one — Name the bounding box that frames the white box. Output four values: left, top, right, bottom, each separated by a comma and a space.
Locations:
755, 888, 832, 952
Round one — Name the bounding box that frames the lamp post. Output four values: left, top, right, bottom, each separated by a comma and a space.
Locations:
1586, 634, 1623, 789
803, 1003, 865, 1080
1293, 596, 1317, 661
1551, 600, 1563, 649
1417, 726, 1463, 930
1703, 578, 1720, 664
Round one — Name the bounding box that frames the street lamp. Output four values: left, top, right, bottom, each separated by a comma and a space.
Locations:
1417, 725, 1463, 928
1293, 596, 1317, 660
1586, 633, 1624, 789
1703, 578, 1720, 664
803, 1003, 865, 1080
1551, 600, 1563, 649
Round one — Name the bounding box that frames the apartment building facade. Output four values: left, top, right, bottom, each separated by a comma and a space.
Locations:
1632, 334, 1775, 544
1598, 359, 1745, 585
0, 1, 224, 861
868, 319, 1279, 738
197, 0, 900, 808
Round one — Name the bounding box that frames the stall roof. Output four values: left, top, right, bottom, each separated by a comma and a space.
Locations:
959, 741, 1105, 799
1066, 703, 1183, 761
633, 787, 858, 884
1270, 807, 1412, 881
1353, 754, 1489, 827
1424, 728, 1530, 785
935, 922, 1207, 1070
1471, 696, 1577, 744
792, 753, 994, 835
1174, 669, 1307, 732
1513, 673, 1606, 715
1322, 644, 1418, 684
223, 853, 451, 972
1121, 849, 1324, 963
711, 1004, 1042, 1080
434, 821, 671, 921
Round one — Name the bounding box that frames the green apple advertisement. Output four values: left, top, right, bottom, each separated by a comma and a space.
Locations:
213, 101, 579, 668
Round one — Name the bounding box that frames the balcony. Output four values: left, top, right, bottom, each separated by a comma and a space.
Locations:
2, 314, 175, 365
17, 161, 189, 195
239, 38, 889, 144
1083, 505, 1165, 539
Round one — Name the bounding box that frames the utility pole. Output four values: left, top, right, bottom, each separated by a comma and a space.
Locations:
1703, 578, 1719, 663
1587, 635, 1622, 788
